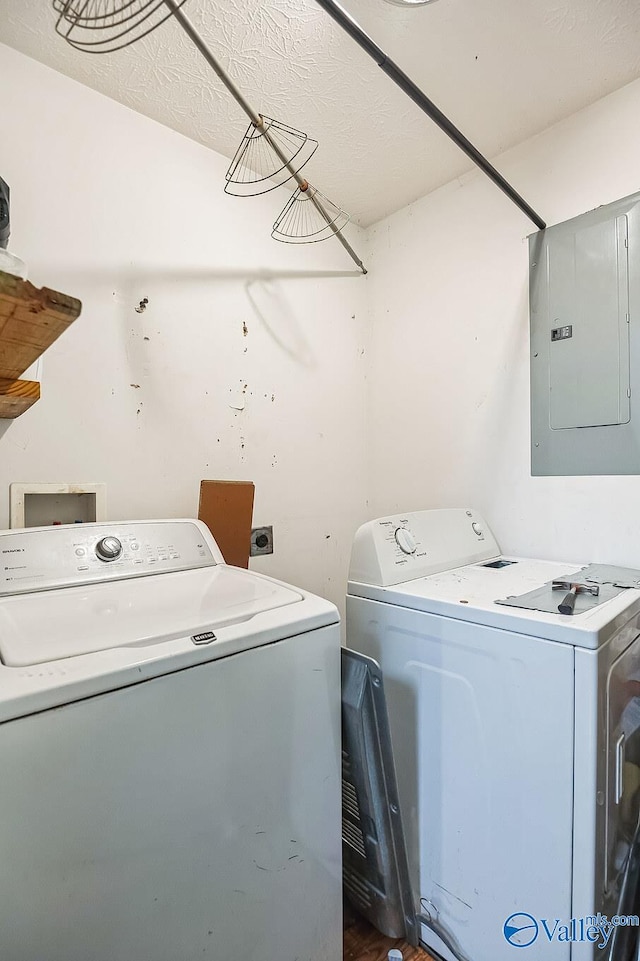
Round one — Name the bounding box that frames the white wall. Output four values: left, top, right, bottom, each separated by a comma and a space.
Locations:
6, 39, 640, 601
0, 44, 369, 618
367, 77, 640, 566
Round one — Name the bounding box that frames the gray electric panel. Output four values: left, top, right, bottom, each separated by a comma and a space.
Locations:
530, 189, 640, 475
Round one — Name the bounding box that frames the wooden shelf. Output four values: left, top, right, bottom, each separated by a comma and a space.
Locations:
0, 271, 82, 418
0, 377, 40, 418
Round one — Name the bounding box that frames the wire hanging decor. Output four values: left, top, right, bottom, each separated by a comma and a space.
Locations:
50, 0, 367, 272
225, 117, 318, 197
272, 182, 350, 244
52, 0, 189, 53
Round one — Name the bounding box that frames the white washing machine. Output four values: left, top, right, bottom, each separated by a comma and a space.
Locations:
0, 519, 342, 961
347, 508, 640, 961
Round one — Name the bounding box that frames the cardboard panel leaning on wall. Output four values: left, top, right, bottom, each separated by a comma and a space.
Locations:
198, 480, 254, 568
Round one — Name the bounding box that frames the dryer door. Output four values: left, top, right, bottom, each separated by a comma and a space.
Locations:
605, 634, 640, 959
607, 812, 640, 961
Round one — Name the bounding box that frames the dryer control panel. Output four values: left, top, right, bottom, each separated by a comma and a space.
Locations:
0, 520, 221, 596
348, 508, 500, 587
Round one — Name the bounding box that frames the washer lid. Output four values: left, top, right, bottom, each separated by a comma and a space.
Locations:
0, 566, 303, 667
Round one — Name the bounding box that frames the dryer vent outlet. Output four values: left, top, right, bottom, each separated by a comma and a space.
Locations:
251, 526, 273, 557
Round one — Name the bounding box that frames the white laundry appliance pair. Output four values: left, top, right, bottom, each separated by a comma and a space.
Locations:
347, 508, 640, 961
0, 519, 342, 961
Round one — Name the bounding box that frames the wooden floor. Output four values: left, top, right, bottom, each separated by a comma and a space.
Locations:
344, 908, 434, 961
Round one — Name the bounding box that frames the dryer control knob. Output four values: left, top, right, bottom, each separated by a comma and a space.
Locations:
472, 522, 484, 537
95, 536, 123, 562
395, 527, 417, 554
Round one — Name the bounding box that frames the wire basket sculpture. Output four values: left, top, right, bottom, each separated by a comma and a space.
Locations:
50, 0, 366, 270
225, 117, 318, 197
52, 0, 189, 53
272, 183, 350, 244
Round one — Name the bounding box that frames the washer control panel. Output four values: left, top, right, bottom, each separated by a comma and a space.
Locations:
0, 520, 218, 596
349, 508, 501, 587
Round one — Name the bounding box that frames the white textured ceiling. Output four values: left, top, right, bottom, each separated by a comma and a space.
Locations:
2, 0, 640, 226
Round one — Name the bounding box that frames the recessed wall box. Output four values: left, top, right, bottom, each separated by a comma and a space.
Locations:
529, 189, 640, 475
9, 483, 107, 529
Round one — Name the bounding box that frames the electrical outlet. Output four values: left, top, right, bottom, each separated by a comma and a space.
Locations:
250, 525, 273, 557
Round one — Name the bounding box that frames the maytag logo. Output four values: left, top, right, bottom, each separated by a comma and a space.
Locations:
192, 631, 216, 646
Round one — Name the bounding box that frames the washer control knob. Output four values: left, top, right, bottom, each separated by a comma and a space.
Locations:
395, 527, 417, 555
95, 536, 123, 562
472, 522, 483, 537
